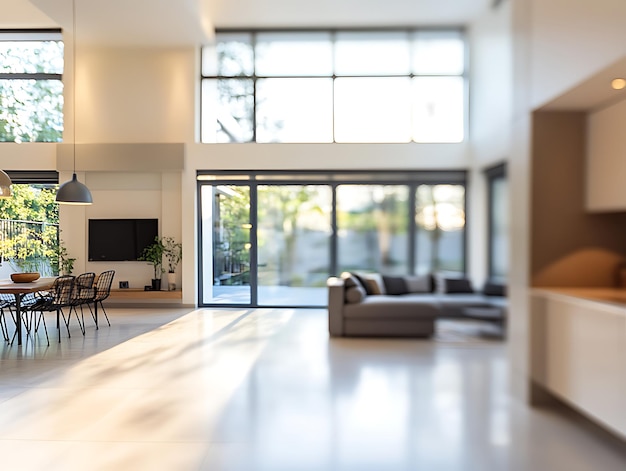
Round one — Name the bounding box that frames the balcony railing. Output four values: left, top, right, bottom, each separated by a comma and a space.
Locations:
0, 218, 59, 274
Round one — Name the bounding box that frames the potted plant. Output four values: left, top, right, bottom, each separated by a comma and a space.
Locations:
162, 236, 182, 291
58, 239, 76, 275
139, 236, 165, 290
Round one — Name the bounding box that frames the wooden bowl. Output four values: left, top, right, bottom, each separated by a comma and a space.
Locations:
11, 272, 41, 283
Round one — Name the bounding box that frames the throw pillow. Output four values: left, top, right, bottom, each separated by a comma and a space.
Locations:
403, 274, 433, 293
362, 273, 386, 295
345, 285, 366, 304
351, 272, 376, 295
441, 277, 474, 294
382, 275, 409, 295
341, 272, 360, 289
483, 281, 506, 297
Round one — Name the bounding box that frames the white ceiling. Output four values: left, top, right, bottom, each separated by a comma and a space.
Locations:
210, 0, 494, 30
541, 56, 626, 112
2, 0, 493, 46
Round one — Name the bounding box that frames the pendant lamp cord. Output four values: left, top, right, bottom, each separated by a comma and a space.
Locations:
72, 0, 77, 174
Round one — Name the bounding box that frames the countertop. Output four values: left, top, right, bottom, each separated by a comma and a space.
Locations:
532, 287, 626, 312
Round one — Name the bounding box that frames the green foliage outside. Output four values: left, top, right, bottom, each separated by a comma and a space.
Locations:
213, 183, 466, 282
213, 186, 250, 284
0, 185, 61, 275
336, 187, 407, 233
258, 185, 324, 286
0, 40, 64, 142
0, 184, 58, 223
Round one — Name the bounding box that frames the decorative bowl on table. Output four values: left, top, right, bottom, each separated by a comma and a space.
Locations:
11, 272, 41, 283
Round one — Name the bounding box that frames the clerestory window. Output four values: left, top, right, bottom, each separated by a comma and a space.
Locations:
201, 29, 466, 144
0, 30, 64, 143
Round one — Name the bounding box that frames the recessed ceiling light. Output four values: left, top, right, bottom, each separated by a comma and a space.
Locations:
611, 78, 626, 90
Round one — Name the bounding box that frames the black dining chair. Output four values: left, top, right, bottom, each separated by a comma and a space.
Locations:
67, 272, 96, 335
90, 270, 115, 328
24, 275, 75, 343
1, 292, 39, 340
0, 296, 11, 342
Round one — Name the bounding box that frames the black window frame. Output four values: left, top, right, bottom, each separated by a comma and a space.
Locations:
0, 29, 64, 143
196, 170, 468, 307
200, 27, 468, 144
485, 162, 507, 281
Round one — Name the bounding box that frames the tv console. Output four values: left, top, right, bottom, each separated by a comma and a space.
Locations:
109, 288, 182, 300
106, 288, 184, 308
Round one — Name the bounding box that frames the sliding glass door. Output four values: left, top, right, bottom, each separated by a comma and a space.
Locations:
336, 185, 409, 274
257, 185, 332, 305
200, 184, 252, 305
198, 172, 466, 307
414, 184, 465, 274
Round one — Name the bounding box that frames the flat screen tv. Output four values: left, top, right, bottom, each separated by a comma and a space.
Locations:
88, 219, 158, 261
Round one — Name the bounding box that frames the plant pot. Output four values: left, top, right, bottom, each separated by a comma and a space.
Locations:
151, 279, 162, 291
167, 272, 176, 291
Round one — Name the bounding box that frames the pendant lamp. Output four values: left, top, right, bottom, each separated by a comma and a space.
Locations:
0, 169, 12, 198
56, 0, 92, 205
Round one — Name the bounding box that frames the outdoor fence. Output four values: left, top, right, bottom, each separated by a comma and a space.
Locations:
0, 218, 59, 274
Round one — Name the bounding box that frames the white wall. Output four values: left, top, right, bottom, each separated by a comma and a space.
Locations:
0, 143, 56, 171
468, 1, 513, 168
466, 2, 513, 286
74, 46, 197, 143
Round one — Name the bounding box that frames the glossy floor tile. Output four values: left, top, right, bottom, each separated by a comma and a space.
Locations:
0, 308, 624, 470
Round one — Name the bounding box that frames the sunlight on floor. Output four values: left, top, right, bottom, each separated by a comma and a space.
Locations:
0, 308, 624, 471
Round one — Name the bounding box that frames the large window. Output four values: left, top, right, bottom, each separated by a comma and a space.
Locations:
201, 29, 466, 144
0, 30, 64, 143
486, 163, 508, 280
198, 171, 466, 307
0, 172, 60, 278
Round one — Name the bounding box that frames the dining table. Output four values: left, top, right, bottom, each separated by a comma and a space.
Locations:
0, 277, 55, 346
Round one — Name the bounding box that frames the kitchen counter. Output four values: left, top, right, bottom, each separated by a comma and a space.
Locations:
530, 287, 626, 440
532, 287, 626, 311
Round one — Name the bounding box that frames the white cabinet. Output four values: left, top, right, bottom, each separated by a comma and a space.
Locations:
586, 98, 626, 211
531, 289, 626, 439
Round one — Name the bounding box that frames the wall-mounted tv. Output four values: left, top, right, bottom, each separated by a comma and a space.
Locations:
88, 219, 158, 262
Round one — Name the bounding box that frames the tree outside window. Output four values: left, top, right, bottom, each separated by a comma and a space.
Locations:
0, 35, 64, 142
0, 185, 60, 275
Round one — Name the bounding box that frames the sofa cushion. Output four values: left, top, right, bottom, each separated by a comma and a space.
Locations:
342, 272, 366, 292
403, 274, 433, 293
351, 272, 377, 295
345, 285, 366, 304
362, 273, 386, 295
343, 296, 439, 320
439, 277, 474, 294
483, 281, 507, 297
382, 275, 409, 295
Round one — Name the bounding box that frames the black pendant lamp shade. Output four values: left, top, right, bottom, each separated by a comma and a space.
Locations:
56, 173, 92, 205
56, 0, 93, 205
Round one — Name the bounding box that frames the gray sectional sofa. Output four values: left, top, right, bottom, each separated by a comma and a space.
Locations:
328, 272, 507, 338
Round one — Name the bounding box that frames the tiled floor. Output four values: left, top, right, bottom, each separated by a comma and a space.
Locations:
0, 308, 624, 470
